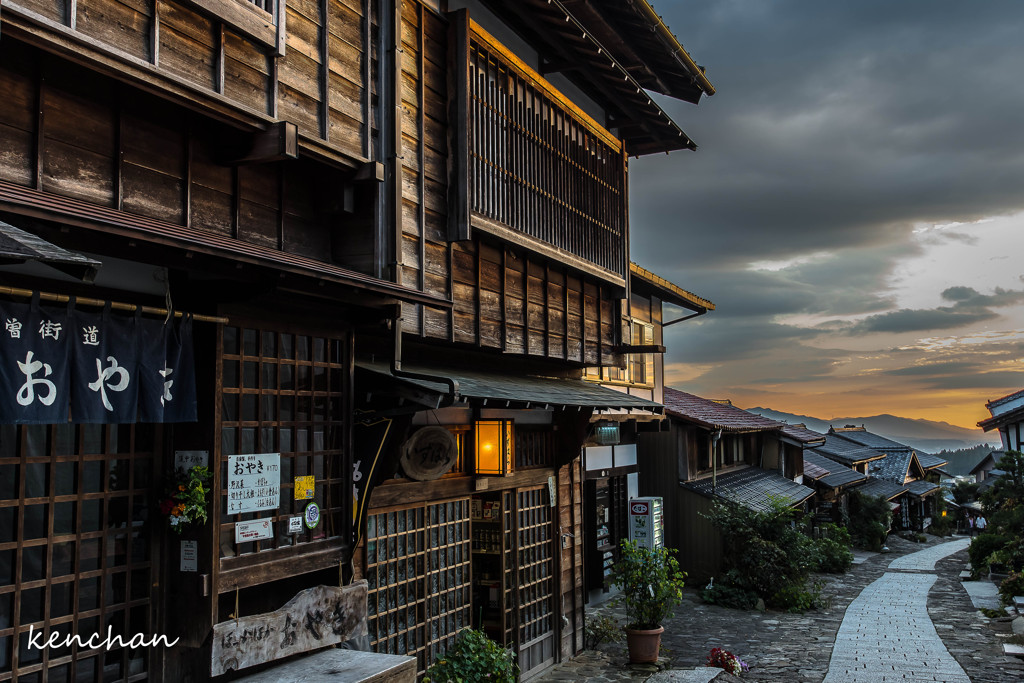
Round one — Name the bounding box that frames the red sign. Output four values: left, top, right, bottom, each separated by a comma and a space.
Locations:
630, 501, 649, 515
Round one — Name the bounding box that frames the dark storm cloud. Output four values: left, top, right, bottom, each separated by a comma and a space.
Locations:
629, 1, 1024, 409
847, 286, 1024, 334
630, 0, 1024, 274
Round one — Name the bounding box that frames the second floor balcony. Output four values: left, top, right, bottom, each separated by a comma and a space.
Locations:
460, 21, 628, 283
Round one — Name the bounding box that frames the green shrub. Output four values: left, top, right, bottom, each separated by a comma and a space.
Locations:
422, 628, 518, 683
811, 524, 853, 574
768, 580, 830, 612
846, 491, 891, 551
969, 532, 1012, 574
999, 571, 1024, 607
700, 582, 759, 610
583, 614, 622, 650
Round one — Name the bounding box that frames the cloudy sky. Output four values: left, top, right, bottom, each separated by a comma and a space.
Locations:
629, 1, 1024, 429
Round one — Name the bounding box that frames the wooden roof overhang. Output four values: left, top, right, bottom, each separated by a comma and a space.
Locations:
476, 0, 696, 155
629, 262, 714, 313
562, 0, 714, 103
0, 180, 453, 310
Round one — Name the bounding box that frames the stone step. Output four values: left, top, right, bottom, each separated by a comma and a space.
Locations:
1013, 595, 1024, 610
1005, 644, 1024, 659
959, 570, 973, 580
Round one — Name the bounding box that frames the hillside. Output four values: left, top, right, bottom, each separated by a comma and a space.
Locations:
746, 407, 999, 454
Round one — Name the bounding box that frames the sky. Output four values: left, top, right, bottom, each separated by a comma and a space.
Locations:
629, 1, 1024, 431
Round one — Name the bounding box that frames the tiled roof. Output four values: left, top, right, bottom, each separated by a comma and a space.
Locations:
682, 467, 814, 513
906, 480, 939, 498
979, 404, 1024, 431
916, 453, 948, 470
968, 452, 1000, 475
811, 435, 885, 467
830, 428, 912, 453
986, 389, 1024, 410
855, 477, 908, 501
779, 424, 827, 445
662, 388, 783, 432
869, 451, 913, 484
802, 451, 867, 489
802, 458, 830, 481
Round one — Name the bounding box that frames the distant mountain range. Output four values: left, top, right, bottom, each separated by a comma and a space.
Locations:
745, 407, 1000, 454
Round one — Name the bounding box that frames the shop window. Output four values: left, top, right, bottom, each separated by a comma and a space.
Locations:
365, 499, 471, 675
218, 324, 351, 561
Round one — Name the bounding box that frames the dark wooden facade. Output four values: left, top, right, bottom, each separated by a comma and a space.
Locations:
0, 0, 712, 679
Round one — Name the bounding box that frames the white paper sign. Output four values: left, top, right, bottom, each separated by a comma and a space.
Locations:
180, 539, 198, 572
235, 518, 274, 543
228, 454, 281, 514
174, 450, 209, 471
288, 516, 303, 533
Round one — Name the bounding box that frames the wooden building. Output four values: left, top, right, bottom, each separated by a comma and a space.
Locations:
827, 427, 941, 530
580, 263, 713, 603
979, 388, 1024, 452
637, 388, 814, 583
0, 0, 714, 680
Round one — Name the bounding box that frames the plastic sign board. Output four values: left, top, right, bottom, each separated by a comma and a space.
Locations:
235, 518, 274, 543
628, 497, 664, 550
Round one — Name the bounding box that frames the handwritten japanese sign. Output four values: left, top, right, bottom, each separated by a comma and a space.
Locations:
0, 297, 71, 423
174, 450, 209, 471
228, 454, 281, 514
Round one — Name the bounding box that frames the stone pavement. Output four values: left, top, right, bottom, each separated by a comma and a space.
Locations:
534, 534, 1024, 683
822, 540, 971, 682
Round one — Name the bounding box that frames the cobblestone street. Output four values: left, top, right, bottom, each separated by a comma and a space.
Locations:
535, 535, 1024, 682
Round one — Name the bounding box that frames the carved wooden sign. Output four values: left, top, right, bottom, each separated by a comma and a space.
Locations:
399, 426, 458, 481
211, 581, 368, 676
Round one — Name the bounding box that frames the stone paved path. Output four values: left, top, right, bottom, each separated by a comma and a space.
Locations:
535, 534, 1023, 683
821, 540, 971, 683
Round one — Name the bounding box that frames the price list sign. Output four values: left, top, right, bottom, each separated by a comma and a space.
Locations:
228, 453, 281, 514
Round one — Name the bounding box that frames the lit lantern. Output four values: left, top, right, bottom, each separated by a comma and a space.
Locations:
474, 419, 514, 476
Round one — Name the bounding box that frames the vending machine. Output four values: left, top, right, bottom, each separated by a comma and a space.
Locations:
627, 497, 664, 550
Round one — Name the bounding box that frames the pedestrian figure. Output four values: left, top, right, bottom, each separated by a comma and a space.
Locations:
976, 515, 987, 534
967, 515, 974, 536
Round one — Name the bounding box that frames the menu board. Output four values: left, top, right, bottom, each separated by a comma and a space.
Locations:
228, 454, 281, 514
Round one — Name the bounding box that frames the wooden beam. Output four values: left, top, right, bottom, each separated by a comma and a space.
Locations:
225, 121, 298, 164
446, 9, 471, 241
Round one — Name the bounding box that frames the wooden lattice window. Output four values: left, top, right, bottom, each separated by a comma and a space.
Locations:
366, 499, 471, 675
514, 426, 553, 470
0, 423, 158, 683
218, 325, 351, 561
515, 486, 554, 671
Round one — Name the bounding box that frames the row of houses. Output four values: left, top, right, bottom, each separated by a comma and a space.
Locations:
0, 0, 726, 680
625, 389, 948, 582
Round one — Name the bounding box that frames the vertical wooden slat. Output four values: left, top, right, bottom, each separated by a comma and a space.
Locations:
362, 0, 371, 159
34, 68, 45, 192
216, 24, 226, 95
318, 0, 329, 140
150, 0, 161, 65
447, 9, 471, 241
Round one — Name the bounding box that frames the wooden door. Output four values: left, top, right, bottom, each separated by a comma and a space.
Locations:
514, 485, 555, 679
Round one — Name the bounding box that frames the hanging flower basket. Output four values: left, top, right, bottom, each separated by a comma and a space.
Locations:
159, 465, 211, 533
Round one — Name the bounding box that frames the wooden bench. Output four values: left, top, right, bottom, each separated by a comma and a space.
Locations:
233, 649, 416, 683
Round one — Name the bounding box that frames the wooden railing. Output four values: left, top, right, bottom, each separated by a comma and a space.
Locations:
468, 26, 627, 280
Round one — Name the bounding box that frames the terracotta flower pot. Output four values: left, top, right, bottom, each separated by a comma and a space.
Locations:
624, 625, 664, 664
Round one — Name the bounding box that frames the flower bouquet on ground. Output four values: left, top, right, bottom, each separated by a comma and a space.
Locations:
707, 647, 748, 677
160, 465, 211, 533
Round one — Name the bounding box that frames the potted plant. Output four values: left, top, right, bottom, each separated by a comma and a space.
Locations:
609, 540, 687, 664
159, 465, 212, 533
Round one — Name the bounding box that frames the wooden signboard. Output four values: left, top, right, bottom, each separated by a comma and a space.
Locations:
211, 581, 369, 676
399, 427, 458, 481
